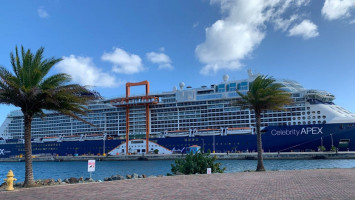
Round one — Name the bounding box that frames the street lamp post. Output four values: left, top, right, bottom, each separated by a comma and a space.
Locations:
213, 135, 215, 153
103, 134, 106, 156
330, 133, 334, 147
201, 138, 205, 153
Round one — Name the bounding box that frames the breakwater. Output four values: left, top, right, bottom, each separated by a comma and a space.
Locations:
1, 151, 355, 162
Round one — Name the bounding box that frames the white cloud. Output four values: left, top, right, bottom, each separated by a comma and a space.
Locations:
196, 0, 311, 75
56, 55, 122, 88
146, 52, 173, 70
288, 19, 319, 39
37, 7, 49, 18
322, 0, 355, 20
273, 14, 299, 32
101, 48, 144, 74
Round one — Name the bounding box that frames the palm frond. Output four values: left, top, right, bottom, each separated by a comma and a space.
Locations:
232, 75, 292, 113
1, 45, 94, 123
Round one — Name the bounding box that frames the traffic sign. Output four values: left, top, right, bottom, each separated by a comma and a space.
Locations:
88, 160, 96, 172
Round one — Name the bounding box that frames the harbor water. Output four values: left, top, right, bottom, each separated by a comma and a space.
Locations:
1, 159, 355, 182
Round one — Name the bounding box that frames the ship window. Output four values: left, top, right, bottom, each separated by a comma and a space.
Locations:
313, 121, 316, 124
318, 121, 321, 124
218, 84, 225, 92
317, 116, 321, 119
229, 83, 236, 91
323, 116, 326, 119
317, 111, 320, 114
307, 107, 310, 110
237, 82, 248, 90
323, 120, 326, 124
307, 112, 310, 115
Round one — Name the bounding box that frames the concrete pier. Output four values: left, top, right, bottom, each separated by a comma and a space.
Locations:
1, 168, 354, 199
1, 151, 355, 162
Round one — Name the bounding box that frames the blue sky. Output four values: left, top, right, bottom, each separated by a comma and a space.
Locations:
0, 0, 355, 124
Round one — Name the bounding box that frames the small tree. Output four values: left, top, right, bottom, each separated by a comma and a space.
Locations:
318, 146, 326, 152
153, 149, 159, 154
330, 146, 336, 152
171, 151, 226, 175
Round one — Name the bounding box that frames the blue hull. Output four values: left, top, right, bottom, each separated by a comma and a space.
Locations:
0, 123, 354, 158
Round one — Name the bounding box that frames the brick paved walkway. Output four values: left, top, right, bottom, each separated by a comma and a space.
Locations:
1, 168, 354, 200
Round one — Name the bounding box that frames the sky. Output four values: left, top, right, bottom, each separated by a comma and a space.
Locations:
0, 0, 355, 124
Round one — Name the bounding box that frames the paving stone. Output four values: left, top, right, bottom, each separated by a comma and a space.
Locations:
1, 169, 354, 200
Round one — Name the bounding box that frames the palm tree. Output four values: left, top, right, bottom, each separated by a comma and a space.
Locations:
233, 75, 292, 171
0, 46, 94, 187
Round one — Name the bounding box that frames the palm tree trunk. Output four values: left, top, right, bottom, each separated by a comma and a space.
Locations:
24, 113, 35, 187
255, 110, 265, 171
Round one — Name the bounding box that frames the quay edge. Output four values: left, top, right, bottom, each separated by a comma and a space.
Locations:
1, 151, 355, 162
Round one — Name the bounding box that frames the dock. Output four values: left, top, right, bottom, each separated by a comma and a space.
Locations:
1, 151, 355, 162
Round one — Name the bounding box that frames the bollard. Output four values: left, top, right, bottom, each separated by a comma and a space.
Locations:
4, 170, 17, 191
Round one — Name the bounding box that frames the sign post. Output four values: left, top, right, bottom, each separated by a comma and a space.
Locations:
88, 160, 96, 179
207, 168, 211, 174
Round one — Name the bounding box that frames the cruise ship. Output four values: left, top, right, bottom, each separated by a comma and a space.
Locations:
0, 70, 354, 158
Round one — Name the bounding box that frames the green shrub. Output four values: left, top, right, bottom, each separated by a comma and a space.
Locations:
171, 151, 226, 175
153, 149, 159, 154
331, 146, 336, 152
318, 146, 326, 152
